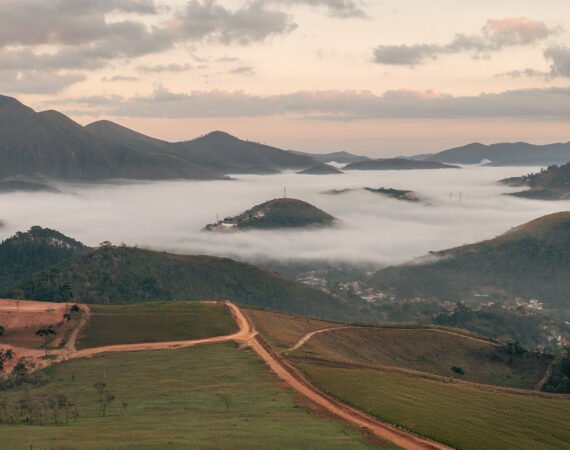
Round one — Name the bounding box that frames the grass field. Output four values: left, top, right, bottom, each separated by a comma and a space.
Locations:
76, 302, 237, 349
244, 308, 343, 351
292, 327, 550, 389
300, 363, 570, 450
0, 345, 385, 449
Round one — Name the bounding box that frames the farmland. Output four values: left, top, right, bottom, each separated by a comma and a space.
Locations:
76, 302, 238, 349
0, 344, 381, 449
291, 327, 551, 389
300, 363, 570, 450
245, 308, 344, 351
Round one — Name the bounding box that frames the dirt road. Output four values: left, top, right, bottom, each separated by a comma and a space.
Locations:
287, 324, 500, 355
4, 300, 449, 449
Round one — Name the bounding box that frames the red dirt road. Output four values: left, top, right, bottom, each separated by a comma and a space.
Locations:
2, 300, 449, 449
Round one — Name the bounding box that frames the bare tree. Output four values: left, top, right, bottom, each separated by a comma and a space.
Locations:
35, 327, 56, 357
93, 381, 115, 417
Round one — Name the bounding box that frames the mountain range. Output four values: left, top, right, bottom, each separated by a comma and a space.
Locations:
0, 95, 316, 182
344, 158, 459, 171
418, 142, 570, 166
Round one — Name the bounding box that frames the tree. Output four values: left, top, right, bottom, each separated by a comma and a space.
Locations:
35, 327, 56, 356
0, 348, 14, 372
93, 381, 115, 417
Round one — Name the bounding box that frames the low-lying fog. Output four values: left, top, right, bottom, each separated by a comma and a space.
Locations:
0, 166, 568, 267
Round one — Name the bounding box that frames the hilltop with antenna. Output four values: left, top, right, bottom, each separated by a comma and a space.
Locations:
204, 197, 337, 231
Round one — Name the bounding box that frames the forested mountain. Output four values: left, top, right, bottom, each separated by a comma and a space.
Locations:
371, 212, 570, 308
9, 245, 361, 321
172, 131, 316, 175
204, 198, 337, 230
503, 163, 570, 200
0, 226, 87, 293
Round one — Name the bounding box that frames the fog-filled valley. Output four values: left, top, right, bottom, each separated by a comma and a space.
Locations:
0, 165, 567, 267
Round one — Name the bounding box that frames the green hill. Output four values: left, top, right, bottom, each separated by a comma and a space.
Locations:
371, 212, 570, 308
205, 198, 337, 230
9, 244, 359, 321
290, 327, 551, 389
0, 226, 87, 293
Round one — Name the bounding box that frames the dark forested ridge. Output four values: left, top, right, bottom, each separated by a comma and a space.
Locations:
0, 226, 87, 293
10, 245, 361, 321
503, 163, 570, 200
371, 212, 570, 308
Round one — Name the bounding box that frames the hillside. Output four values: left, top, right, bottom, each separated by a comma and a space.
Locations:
172, 131, 316, 175
297, 164, 343, 175
0, 95, 215, 181
0, 345, 371, 449
371, 212, 570, 308
290, 327, 550, 389
10, 245, 359, 321
204, 198, 337, 230
0, 226, 87, 293
423, 142, 570, 166
503, 163, 570, 200
344, 158, 459, 171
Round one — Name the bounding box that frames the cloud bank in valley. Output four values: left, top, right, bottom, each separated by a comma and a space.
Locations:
1, 167, 569, 267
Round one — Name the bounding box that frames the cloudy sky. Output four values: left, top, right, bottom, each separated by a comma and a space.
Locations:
2, 0, 570, 155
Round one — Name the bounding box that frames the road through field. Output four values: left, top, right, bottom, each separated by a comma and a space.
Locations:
6, 299, 449, 450
286, 325, 500, 355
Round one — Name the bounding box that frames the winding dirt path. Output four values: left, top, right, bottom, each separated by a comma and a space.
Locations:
70, 302, 255, 360
287, 324, 500, 355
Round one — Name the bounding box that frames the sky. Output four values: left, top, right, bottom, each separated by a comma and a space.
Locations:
1, 166, 568, 266
2, 0, 570, 155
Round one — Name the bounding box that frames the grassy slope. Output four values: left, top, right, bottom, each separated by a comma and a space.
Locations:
245, 308, 344, 351
291, 328, 550, 389
301, 364, 570, 450
0, 345, 379, 449
371, 212, 570, 307
76, 302, 237, 349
